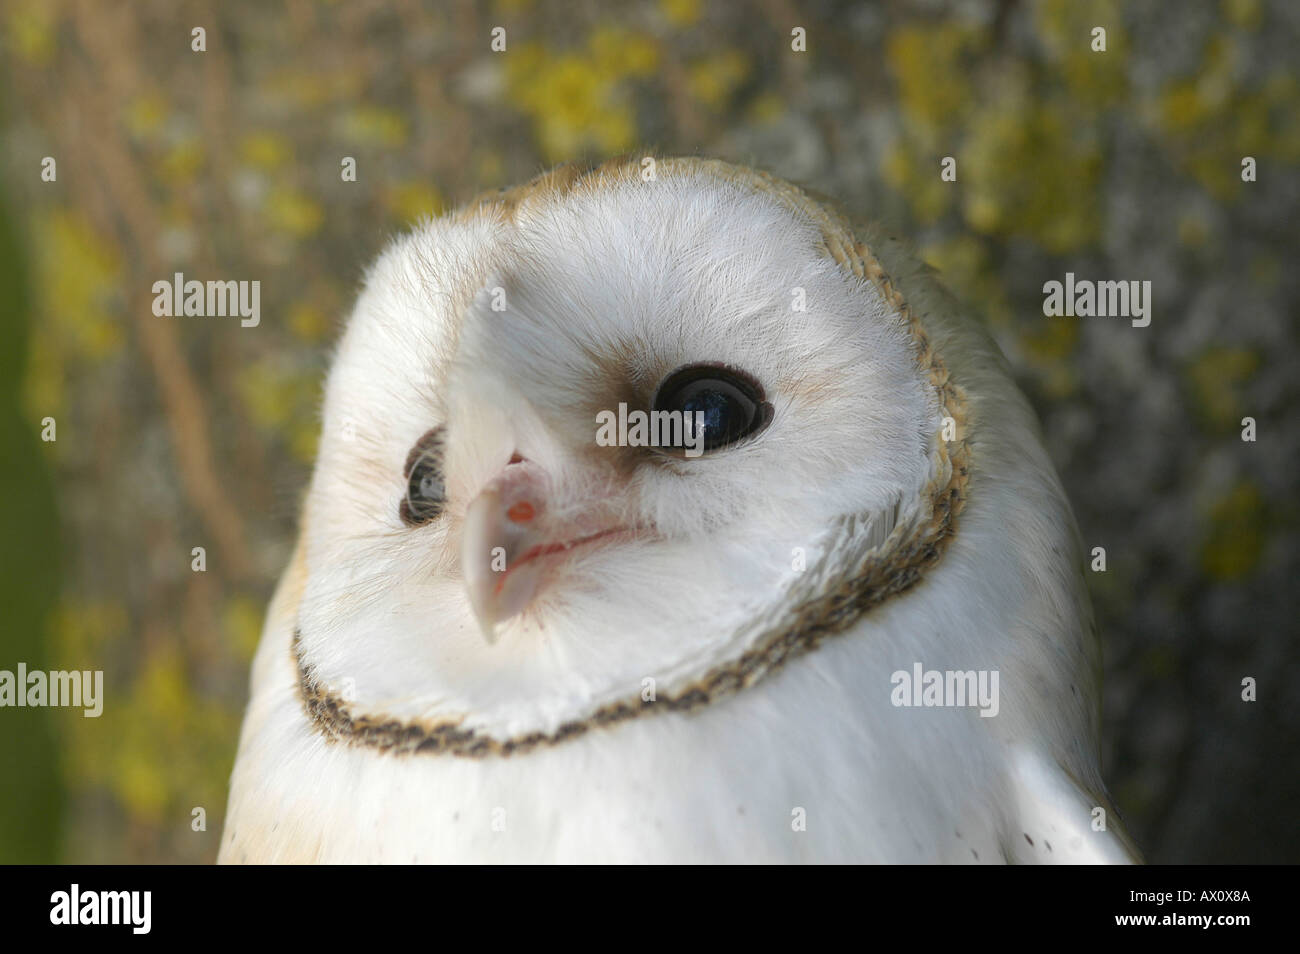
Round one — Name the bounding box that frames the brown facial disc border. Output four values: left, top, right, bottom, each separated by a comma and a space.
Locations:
294, 156, 973, 758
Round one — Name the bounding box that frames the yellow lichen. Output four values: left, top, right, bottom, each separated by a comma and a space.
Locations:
886, 23, 984, 134
1222, 0, 1263, 30
7, 2, 56, 66
23, 211, 123, 430
235, 358, 321, 463
962, 102, 1101, 252
884, 141, 952, 226
1200, 483, 1266, 580
264, 188, 324, 238
383, 181, 444, 224
223, 596, 266, 663
124, 94, 168, 140
240, 132, 293, 171
340, 106, 410, 148
660, 0, 702, 28
156, 139, 206, 185
506, 29, 661, 161
288, 301, 332, 343
687, 50, 751, 111
1033, 0, 1128, 109
1150, 35, 1300, 200
1185, 346, 1259, 433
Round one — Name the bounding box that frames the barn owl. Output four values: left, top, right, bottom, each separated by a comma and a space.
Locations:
220, 156, 1139, 863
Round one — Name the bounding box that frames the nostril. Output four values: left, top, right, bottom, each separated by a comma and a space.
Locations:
507, 501, 536, 524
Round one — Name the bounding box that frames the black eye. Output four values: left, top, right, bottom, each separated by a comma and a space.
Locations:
400, 427, 446, 526
651, 363, 773, 454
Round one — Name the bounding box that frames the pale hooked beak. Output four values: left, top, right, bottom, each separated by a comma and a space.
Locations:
459, 456, 630, 643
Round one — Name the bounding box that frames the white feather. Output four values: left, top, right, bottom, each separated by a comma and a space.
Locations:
220, 160, 1137, 863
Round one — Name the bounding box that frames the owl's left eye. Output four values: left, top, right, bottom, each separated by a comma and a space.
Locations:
651, 363, 773, 453
400, 427, 446, 526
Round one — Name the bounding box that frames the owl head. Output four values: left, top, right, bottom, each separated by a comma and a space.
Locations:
292, 157, 973, 751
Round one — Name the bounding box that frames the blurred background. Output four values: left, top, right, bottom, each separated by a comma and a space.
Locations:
1, 0, 1296, 863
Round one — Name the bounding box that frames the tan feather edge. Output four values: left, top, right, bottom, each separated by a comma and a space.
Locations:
291, 156, 973, 758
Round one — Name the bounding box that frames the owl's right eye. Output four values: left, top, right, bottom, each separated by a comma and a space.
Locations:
400, 427, 446, 526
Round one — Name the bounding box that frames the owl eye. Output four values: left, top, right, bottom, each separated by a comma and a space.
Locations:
651, 363, 773, 454
400, 427, 446, 526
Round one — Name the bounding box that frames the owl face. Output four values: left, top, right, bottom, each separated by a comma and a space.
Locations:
294, 161, 943, 739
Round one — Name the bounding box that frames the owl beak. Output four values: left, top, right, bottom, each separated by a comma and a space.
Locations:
461, 457, 628, 643
460, 459, 547, 643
